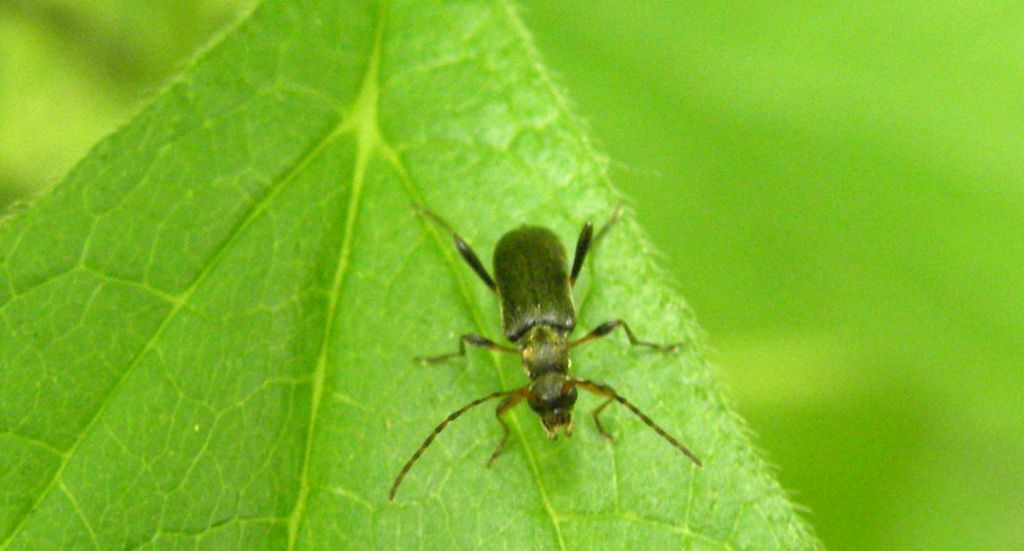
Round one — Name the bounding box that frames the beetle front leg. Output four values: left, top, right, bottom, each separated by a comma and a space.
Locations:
591, 397, 615, 441
488, 393, 525, 466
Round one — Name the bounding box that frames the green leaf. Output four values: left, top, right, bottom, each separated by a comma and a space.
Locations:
0, 0, 818, 548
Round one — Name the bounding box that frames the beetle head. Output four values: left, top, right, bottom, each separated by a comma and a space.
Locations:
527, 373, 577, 437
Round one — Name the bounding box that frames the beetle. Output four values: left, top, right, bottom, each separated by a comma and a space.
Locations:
389, 206, 701, 500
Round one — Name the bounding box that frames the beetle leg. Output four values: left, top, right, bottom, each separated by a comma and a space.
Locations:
415, 205, 497, 292
593, 201, 624, 244
570, 319, 683, 352
591, 397, 615, 441
389, 386, 529, 500
571, 203, 624, 286
488, 393, 526, 466
452, 233, 497, 292
570, 221, 594, 286
415, 333, 515, 364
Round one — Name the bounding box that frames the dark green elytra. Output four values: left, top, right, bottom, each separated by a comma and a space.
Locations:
493, 226, 575, 341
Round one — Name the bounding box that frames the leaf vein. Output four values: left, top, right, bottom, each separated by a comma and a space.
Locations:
0, 54, 357, 551
284, 1, 389, 548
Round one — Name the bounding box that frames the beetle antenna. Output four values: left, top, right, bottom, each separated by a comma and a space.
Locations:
390, 387, 528, 500
570, 377, 702, 467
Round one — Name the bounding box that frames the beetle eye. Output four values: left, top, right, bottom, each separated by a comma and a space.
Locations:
558, 385, 578, 408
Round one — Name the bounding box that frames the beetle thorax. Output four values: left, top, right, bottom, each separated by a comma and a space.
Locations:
519, 325, 570, 378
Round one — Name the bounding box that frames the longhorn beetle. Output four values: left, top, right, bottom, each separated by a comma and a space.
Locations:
389, 206, 701, 500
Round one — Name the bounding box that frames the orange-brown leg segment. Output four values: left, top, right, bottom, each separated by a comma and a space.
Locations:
592, 397, 615, 440
488, 393, 526, 466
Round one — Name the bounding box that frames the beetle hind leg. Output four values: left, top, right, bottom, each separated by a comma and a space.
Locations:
414, 205, 497, 292
570, 203, 625, 286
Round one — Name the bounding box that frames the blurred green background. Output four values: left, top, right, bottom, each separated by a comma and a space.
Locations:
2, 1, 1021, 549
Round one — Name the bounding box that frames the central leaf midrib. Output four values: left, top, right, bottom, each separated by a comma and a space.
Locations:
284, 1, 389, 549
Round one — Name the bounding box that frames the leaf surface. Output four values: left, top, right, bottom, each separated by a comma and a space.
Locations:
0, 1, 817, 548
